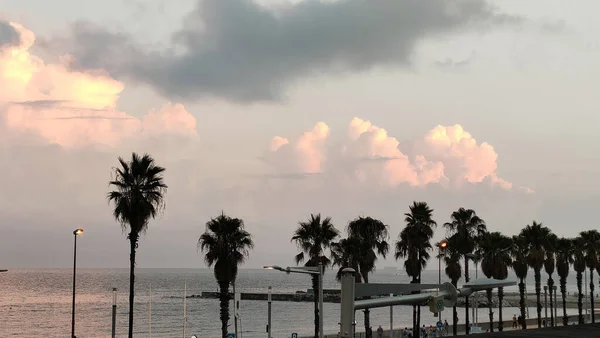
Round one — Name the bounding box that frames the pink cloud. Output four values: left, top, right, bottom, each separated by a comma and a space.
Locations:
0, 21, 197, 148
266, 117, 531, 192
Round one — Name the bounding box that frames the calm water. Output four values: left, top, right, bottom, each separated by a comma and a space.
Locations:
0, 268, 585, 337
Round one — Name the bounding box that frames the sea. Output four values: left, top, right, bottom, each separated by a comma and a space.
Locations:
0, 268, 585, 337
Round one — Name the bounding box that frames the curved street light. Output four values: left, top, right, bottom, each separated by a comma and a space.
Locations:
72, 228, 83, 338
437, 240, 449, 322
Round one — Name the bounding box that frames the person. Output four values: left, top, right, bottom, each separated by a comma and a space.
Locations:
402, 327, 409, 338
377, 325, 383, 338
366, 326, 373, 338
421, 325, 428, 338
512, 314, 517, 328
443, 319, 449, 334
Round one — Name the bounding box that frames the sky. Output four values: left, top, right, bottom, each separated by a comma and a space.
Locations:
1, 0, 599, 269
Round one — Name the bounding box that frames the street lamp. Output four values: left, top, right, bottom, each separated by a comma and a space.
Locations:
264, 264, 324, 338
72, 228, 83, 338
437, 240, 448, 323
465, 253, 479, 328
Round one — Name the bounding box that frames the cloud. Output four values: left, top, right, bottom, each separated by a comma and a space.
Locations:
58, 0, 518, 102
0, 22, 197, 148
264, 117, 532, 192
0, 21, 21, 48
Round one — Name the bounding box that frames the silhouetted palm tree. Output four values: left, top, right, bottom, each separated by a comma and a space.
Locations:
511, 235, 529, 330
580, 230, 600, 323
543, 233, 558, 326
396, 201, 436, 335
477, 232, 512, 332
443, 235, 462, 336
573, 237, 586, 324
347, 216, 390, 332
519, 221, 551, 328
444, 207, 487, 334
331, 237, 362, 283
292, 214, 340, 338
198, 213, 253, 338
107, 153, 167, 338
555, 237, 574, 326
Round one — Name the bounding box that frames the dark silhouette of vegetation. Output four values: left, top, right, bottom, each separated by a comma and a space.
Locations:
292, 214, 339, 338
107, 153, 167, 338
198, 213, 253, 338
555, 237, 574, 326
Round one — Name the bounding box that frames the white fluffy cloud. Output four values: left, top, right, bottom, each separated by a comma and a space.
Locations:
265, 117, 532, 193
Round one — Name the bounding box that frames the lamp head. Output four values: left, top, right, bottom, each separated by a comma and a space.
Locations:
73, 228, 84, 235
439, 240, 448, 249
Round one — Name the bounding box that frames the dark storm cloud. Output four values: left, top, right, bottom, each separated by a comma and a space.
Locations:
65, 0, 518, 102
0, 20, 20, 48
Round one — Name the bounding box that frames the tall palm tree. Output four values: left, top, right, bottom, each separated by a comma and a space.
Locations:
395, 201, 436, 334
543, 233, 558, 326
292, 214, 340, 338
519, 221, 551, 328
477, 232, 512, 332
443, 235, 462, 336
107, 153, 167, 338
579, 230, 600, 323
555, 237, 574, 326
511, 235, 529, 330
573, 237, 586, 324
198, 213, 254, 338
444, 207, 487, 334
347, 216, 390, 332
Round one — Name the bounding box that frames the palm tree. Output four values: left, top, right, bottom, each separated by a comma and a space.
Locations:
543, 233, 558, 327
443, 235, 462, 336
198, 213, 254, 338
555, 237, 574, 326
511, 235, 529, 330
444, 207, 487, 334
519, 221, 551, 328
347, 216, 390, 332
107, 153, 167, 338
477, 232, 512, 332
395, 201, 436, 334
573, 237, 586, 324
579, 230, 600, 323
331, 237, 362, 283
292, 214, 340, 338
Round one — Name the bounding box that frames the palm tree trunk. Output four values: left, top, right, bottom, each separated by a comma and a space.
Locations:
312, 275, 319, 338
497, 287, 504, 331
464, 256, 470, 335
486, 289, 494, 332
363, 274, 370, 334
577, 271, 584, 324
128, 235, 138, 338
452, 279, 458, 336
416, 272, 421, 332
591, 268, 596, 323
218, 281, 230, 338
548, 277, 554, 326
519, 278, 527, 330
560, 276, 568, 326
535, 268, 542, 328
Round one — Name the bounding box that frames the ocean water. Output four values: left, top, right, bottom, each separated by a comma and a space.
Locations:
0, 268, 586, 337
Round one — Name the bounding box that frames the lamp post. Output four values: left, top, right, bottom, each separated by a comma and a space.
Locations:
438, 240, 448, 323
264, 264, 324, 338
267, 286, 272, 338
72, 228, 83, 338
112, 288, 117, 338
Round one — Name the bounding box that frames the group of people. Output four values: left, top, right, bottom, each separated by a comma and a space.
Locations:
364, 320, 449, 338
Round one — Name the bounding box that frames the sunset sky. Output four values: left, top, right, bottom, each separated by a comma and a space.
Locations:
1, 0, 598, 269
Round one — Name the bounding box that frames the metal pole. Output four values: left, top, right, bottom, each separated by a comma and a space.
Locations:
553, 286, 558, 327
438, 255, 442, 323
149, 284, 152, 338
340, 268, 356, 338
112, 288, 117, 338
71, 234, 77, 338
268, 286, 272, 338
475, 261, 478, 325
544, 286, 548, 327
389, 293, 393, 338
184, 280, 187, 338
319, 263, 324, 338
